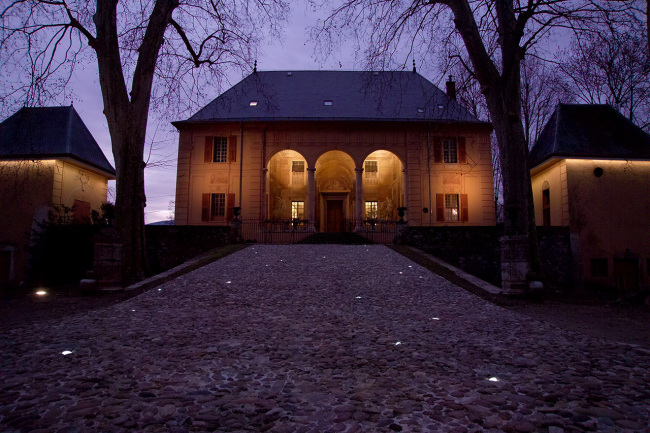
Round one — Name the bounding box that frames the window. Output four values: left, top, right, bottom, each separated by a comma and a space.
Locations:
291, 160, 305, 186
590, 258, 608, 277
212, 137, 228, 163
436, 193, 468, 222
445, 194, 459, 221
443, 139, 458, 163
434, 137, 466, 164
204, 136, 236, 163
542, 187, 551, 226
291, 201, 305, 219
365, 160, 378, 184
202, 192, 234, 222
210, 193, 226, 220
365, 201, 378, 219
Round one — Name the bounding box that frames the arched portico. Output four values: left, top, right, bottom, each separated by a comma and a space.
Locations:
361, 150, 404, 221
266, 150, 309, 220
315, 150, 356, 232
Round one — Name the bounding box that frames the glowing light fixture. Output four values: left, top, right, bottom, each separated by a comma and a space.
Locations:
35, 290, 47, 296
131, 309, 136, 312
62, 350, 73, 356
488, 377, 499, 382
431, 317, 440, 320
355, 296, 362, 299
394, 342, 402, 346
226, 281, 232, 284
249, 101, 258, 106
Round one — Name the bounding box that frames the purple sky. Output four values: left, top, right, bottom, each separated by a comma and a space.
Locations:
61, 5, 440, 223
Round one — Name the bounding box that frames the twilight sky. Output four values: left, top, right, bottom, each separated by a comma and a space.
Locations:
56, 4, 441, 223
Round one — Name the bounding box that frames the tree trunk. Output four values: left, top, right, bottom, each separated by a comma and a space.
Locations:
91, 0, 177, 284
111, 116, 148, 284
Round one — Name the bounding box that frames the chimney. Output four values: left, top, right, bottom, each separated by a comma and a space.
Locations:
446, 75, 456, 100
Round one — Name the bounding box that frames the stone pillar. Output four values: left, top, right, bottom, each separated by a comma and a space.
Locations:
307, 168, 315, 230
402, 168, 408, 221
355, 167, 364, 230
500, 235, 531, 295
261, 168, 268, 221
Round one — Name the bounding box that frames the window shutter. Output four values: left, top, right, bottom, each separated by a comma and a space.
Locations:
226, 193, 235, 221
433, 137, 442, 163
460, 194, 469, 222
458, 137, 467, 164
228, 135, 237, 162
436, 194, 444, 222
201, 193, 210, 221
204, 137, 212, 163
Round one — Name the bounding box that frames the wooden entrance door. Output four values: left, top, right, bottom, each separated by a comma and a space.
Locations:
326, 200, 344, 232
614, 259, 639, 291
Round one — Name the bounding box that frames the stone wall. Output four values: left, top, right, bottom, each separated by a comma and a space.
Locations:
145, 226, 230, 275
399, 226, 573, 288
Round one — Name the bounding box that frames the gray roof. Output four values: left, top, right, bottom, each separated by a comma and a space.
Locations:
175, 70, 487, 125
529, 104, 650, 168
0, 106, 116, 176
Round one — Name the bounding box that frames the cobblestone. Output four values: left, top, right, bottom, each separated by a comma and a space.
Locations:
1, 245, 649, 432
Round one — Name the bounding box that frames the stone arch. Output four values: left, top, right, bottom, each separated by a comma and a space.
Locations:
361, 150, 405, 220
267, 150, 309, 220
315, 150, 357, 232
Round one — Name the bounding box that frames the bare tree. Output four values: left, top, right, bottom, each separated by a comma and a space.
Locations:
557, 26, 650, 130
520, 56, 573, 147
1, 0, 288, 283
314, 0, 639, 290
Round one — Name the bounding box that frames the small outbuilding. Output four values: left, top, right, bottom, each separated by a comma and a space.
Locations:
529, 104, 650, 292
0, 106, 116, 284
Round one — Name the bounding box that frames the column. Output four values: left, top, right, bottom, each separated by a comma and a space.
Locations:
402, 168, 408, 222
261, 168, 268, 220
307, 168, 315, 230
355, 167, 364, 230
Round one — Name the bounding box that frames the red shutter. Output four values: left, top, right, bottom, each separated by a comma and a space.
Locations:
228, 135, 237, 162
460, 194, 468, 222
226, 193, 235, 221
204, 137, 212, 163
202, 193, 210, 221
458, 137, 466, 164
436, 194, 444, 222
433, 137, 442, 163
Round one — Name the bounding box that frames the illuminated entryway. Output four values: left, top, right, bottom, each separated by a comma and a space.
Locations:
315, 151, 355, 232
267, 150, 308, 220
361, 150, 404, 221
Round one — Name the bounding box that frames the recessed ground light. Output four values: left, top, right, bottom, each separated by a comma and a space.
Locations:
324, 100, 333, 106
249, 101, 258, 106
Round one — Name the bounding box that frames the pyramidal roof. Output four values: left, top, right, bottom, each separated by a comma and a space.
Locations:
0, 106, 115, 176
174, 70, 488, 125
529, 104, 650, 169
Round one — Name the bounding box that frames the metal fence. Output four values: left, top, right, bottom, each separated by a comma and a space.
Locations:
240, 219, 315, 244
345, 219, 399, 245
239, 218, 398, 245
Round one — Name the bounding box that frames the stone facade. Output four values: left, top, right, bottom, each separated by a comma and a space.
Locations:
174, 122, 496, 230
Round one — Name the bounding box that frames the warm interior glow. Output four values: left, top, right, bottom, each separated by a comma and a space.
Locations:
35, 290, 47, 296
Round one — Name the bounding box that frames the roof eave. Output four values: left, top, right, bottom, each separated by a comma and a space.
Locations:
0, 154, 116, 179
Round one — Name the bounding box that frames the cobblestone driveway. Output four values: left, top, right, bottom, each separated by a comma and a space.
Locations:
1, 245, 649, 433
